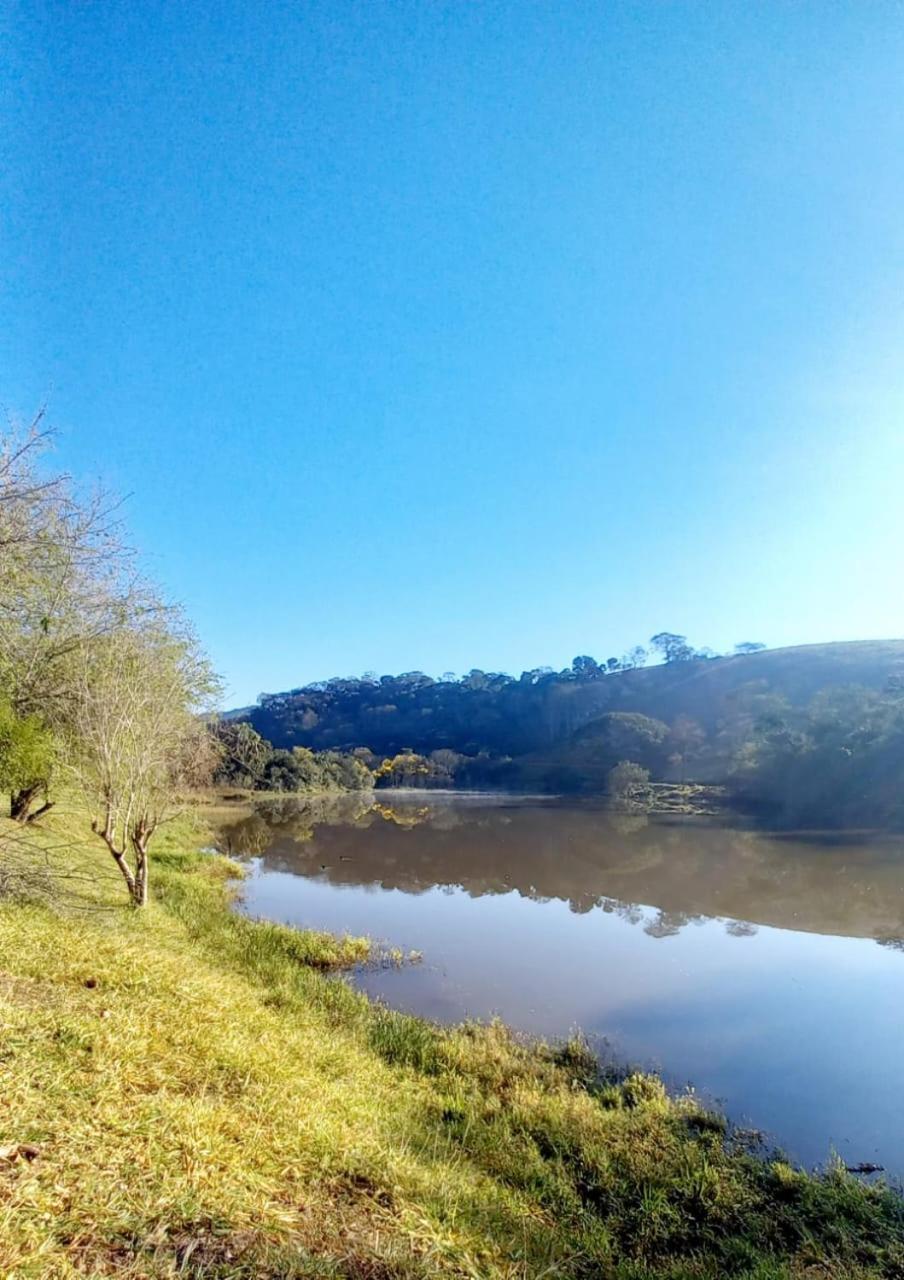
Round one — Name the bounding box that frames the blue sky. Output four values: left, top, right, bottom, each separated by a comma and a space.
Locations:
4, 1, 904, 705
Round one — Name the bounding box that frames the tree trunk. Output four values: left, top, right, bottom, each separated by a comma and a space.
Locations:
132, 837, 150, 908
92, 816, 138, 901
114, 850, 138, 902
10, 785, 40, 822
135, 854, 148, 907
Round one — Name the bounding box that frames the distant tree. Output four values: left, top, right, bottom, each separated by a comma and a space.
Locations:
605, 657, 621, 673
607, 761, 652, 810
519, 667, 554, 685
260, 749, 304, 792
375, 752, 436, 788
212, 720, 270, 788
256, 744, 372, 793
573, 712, 670, 780
572, 655, 600, 678
734, 641, 766, 656
398, 671, 434, 691
649, 633, 696, 663
317, 750, 373, 791
429, 748, 463, 783
621, 646, 647, 670
594, 712, 668, 756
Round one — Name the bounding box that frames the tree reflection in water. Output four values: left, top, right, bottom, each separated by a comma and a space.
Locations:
210, 795, 904, 944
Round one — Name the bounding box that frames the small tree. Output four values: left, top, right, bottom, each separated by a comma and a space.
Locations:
429, 748, 463, 784
375, 752, 435, 788
649, 632, 696, 664
734, 641, 766, 656
69, 614, 219, 906
621, 645, 647, 671
607, 761, 652, 811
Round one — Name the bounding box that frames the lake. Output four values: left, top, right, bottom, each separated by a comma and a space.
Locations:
212, 791, 904, 1175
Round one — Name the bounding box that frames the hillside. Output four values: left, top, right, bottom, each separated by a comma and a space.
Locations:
239, 640, 904, 789
595, 640, 904, 733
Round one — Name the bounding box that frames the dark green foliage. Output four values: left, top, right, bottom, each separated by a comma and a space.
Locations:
211, 719, 270, 787
212, 723, 373, 794
257, 746, 373, 793
234, 640, 904, 821
244, 634, 700, 765
650, 632, 697, 663
574, 711, 670, 761
731, 681, 904, 828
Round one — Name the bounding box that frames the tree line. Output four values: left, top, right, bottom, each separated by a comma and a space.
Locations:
212, 720, 372, 791
240, 641, 904, 827
212, 720, 491, 792
247, 634, 767, 760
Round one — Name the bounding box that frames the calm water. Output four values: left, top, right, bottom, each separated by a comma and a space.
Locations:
213, 792, 904, 1174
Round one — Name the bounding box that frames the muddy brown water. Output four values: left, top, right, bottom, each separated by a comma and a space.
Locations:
212, 792, 904, 1175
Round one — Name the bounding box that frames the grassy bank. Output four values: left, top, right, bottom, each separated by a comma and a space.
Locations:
1, 811, 903, 1278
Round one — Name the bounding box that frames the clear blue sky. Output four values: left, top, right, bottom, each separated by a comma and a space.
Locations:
4, 1, 904, 705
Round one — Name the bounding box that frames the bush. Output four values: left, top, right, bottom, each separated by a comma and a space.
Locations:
607, 760, 652, 810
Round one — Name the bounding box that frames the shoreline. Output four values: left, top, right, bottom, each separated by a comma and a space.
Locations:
2, 806, 903, 1275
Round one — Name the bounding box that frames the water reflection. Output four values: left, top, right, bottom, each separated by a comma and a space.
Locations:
210, 793, 904, 1173
214, 793, 904, 943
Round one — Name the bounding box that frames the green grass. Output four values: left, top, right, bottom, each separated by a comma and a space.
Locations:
1, 807, 903, 1277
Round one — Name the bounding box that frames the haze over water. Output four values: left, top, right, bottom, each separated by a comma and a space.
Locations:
214, 793, 904, 1175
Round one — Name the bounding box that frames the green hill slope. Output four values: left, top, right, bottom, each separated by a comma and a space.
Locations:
597, 640, 904, 733
241, 640, 904, 791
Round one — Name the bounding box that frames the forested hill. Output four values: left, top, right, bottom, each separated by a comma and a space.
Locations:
241, 638, 904, 768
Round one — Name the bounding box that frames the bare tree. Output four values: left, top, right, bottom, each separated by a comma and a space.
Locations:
67, 614, 220, 906
0, 410, 64, 549
0, 430, 136, 711
621, 645, 648, 671
0, 414, 159, 818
